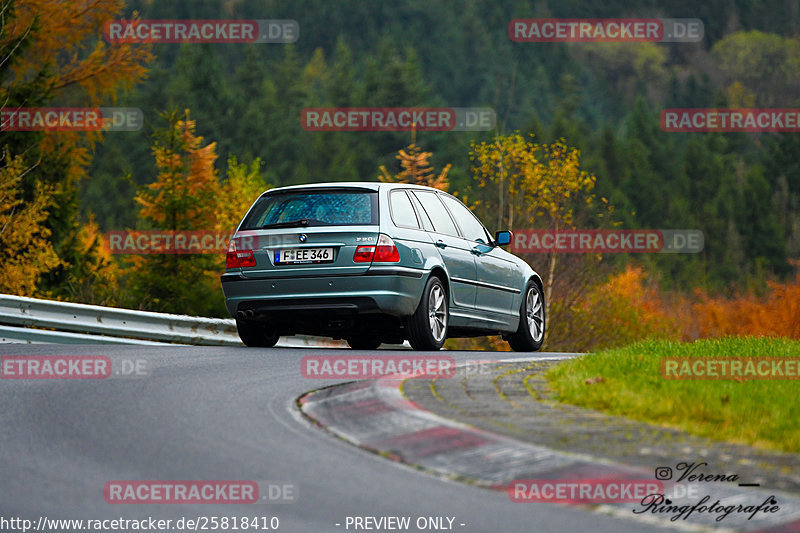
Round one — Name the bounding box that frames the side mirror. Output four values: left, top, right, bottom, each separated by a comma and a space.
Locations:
495, 230, 512, 246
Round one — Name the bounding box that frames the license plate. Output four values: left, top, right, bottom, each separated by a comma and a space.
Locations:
274, 247, 334, 264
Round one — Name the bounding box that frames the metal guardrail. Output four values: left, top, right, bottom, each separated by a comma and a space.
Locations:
0, 325, 172, 345
0, 294, 241, 345
0, 294, 349, 347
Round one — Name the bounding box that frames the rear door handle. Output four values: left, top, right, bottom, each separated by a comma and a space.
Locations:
471, 248, 482, 256
435, 240, 447, 249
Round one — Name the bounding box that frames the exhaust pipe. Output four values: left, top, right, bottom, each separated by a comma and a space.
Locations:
236, 310, 246, 318
244, 309, 255, 319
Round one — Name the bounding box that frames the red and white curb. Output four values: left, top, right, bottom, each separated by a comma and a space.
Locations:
299, 366, 800, 533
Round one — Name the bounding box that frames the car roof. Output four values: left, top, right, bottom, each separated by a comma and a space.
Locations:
259, 182, 445, 195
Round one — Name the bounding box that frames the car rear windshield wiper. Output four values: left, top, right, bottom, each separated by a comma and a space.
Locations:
262, 218, 310, 229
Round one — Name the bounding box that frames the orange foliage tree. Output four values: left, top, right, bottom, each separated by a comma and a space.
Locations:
61, 215, 121, 305
124, 110, 266, 316
125, 110, 223, 315
379, 143, 450, 191
572, 265, 680, 351
7, 0, 151, 103
137, 110, 221, 232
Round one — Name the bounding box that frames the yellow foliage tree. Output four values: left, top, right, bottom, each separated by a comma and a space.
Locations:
216, 156, 268, 235
0, 150, 59, 295
3, 0, 152, 188
471, 133, 536, 231
470, 134, 609, 346
471, 133, 598, 231
1, 0, 152, 300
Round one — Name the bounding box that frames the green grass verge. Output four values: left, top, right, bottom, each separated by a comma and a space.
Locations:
546, 337, 800, 454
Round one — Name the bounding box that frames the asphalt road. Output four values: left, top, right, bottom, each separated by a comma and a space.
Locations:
0, 345, 673, 533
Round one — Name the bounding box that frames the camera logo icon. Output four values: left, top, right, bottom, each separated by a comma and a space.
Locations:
655, 467, 673, 480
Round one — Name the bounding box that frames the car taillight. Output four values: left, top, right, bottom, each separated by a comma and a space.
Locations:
354, 234, 400, 263
237, 251, 256, 267
226, 240, 256, 268
353, 245, 375, 263
374, 234, 400, 262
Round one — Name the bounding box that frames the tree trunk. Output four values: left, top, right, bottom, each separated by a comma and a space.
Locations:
544, 221, 558, 346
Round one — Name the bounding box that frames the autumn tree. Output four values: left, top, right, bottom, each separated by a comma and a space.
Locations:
137, 110, 220, 231
216, 156, 268, 235
0, 0, 151, 299
471, 135, 605, 298
63, 215, 121, 305
124, 110, 221, 315
0, 0, 57, 295
0, 149, 59, 295
379, 142, 450, 191
570, 265, 679, 352
124, 110, 267, 316
469, 133, 614, 348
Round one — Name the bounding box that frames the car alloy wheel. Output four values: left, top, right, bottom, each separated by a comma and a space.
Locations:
407, 276, 448, 350
507, 281, 545, 352
525, 286, 544, 343
428, 283, 447, 343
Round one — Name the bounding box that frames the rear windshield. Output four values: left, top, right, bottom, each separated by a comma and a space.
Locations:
240, 189, 379, 229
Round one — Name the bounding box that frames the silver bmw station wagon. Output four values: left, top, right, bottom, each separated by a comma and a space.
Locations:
221, 182, 545, 351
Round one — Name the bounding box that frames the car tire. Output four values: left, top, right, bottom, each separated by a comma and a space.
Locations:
346, 336, 382, 350
507, 281, 545, 352
407, 276, 448, 351
236, 319, 280, 347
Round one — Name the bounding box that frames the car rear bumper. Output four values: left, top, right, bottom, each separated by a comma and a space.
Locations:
221, 267, 426, 319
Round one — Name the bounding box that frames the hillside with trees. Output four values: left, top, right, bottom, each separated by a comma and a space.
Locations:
2, 0, 799, 350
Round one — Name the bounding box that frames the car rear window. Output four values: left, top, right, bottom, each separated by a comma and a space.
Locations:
240, 190, 379, 229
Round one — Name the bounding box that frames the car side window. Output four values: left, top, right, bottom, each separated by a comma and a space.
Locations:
412, 191, 460, 237
389, 190, 420, 229
409, 192, 435, 232
441, 195, 491, 244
